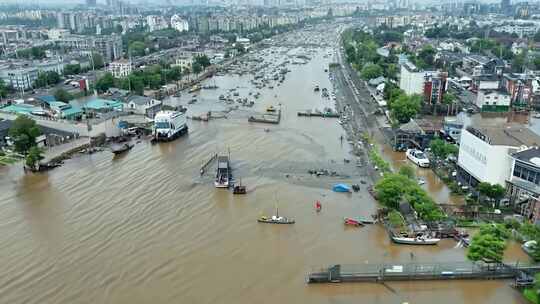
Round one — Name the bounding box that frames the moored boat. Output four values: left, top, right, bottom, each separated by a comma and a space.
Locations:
344, 217, 363, 227
390, 233, 440, 245
111, 143, 134, 155
258, 215, 295, 224
258, 207, 294, 224
266, 105, 276, 112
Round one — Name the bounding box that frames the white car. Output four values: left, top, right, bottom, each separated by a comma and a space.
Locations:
406, 149, 430, 168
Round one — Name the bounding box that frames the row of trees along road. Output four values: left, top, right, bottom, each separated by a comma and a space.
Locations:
95, 55, 211, 95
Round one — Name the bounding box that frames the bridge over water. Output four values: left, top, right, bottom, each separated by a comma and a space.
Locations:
307, 261, 540, 286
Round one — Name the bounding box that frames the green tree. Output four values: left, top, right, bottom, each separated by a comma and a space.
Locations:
398, 164, 416, 180
534, 57, 540, 70
467, 233, 507, 263
92, 52, 105, 69
417, 45, 436, 68
148, 74, 162, 89
192, 62, 202, 74
34, 72, 48, 88
375, 173, 413, 209
429, 138, 458, 159
479, 224, 510, 240
25, 146, 44, 171
389, 94, 421, 124
0, 78, 8, 98
54, 88, 73, 102
8, 116, 41, 154
30, 46, 46, 59
477, 182, 506, 205
512, 53, 526, 73
129, 41, 146, 57
442, 92, 456, 104
360, 63, 383, 80
64, 64, 81, 75
95, 72, 115, 92
195, 55, 211, 68
45, 71, 60, 85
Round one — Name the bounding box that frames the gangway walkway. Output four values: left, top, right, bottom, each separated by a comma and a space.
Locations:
307, 262, 539, 285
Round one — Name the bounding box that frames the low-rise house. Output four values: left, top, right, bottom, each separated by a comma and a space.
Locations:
476, 90, 511, 112
83, 98, 123, 114
126, 96, 162, 118
50, 102, 83, 120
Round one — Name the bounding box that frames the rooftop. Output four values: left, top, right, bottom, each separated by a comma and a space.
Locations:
83, 98, 123, 110
513, 147, 540, 166
467, 125, 540, 147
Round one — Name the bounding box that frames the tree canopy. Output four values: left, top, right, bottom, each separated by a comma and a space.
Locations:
467, 233, 507, 263
25, 146, 44, 171
429, 139, 458, 159
54, 88, 73, 103
388, 94, 421, 124
375, 173, 445, 221
8, 116, 41, 154
361, 63, 383, 80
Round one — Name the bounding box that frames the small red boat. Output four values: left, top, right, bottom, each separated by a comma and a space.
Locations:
315, 201, 322, 212
344, 217, 363, 227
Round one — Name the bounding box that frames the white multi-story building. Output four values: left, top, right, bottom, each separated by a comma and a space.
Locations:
172, 55, 193, 71
48, 28, 71, 40
476, 90, 511, 111
399, 62, 433, 95
108, 59, 132, 78
457, 124, 540, 187
171, 15, 189, 32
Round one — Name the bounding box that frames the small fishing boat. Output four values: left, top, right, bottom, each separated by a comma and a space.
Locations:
344, 217, 363, 227
266, 105, 276, 112
233, 179, 246, 194
391, 233, 440, 245
315, 200, 322, 212
314, 85, 320, 92
258, 207, 294, 224
110, 143, 134, 155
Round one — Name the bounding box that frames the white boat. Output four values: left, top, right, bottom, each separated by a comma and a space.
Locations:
406, 149, 430, 168
391, 234, 440, 245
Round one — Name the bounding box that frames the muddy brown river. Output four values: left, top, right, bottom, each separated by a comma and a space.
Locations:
0, 28, 531, 304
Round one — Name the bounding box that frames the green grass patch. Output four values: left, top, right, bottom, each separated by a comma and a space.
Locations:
523, 288, 538, 303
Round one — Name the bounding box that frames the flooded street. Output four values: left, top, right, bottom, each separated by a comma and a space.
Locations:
0, 25, 530, 303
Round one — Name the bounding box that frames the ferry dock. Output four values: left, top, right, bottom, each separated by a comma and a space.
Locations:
248, 109, 281, 124
307, 262, 540, 286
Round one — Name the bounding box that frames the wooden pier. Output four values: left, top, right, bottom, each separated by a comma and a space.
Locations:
307, 262, 540, 285
297, 111, 340, 118
248, 109, 281, 124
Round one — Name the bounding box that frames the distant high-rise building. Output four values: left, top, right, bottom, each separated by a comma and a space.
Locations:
86, 0, 97, 6
501, 0, 511, 14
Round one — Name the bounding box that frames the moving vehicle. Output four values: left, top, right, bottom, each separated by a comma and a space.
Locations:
153, 111, 188, 141
406, 149, 430, 168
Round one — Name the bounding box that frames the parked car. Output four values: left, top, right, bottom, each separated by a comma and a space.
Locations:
406, 149, 430, 168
